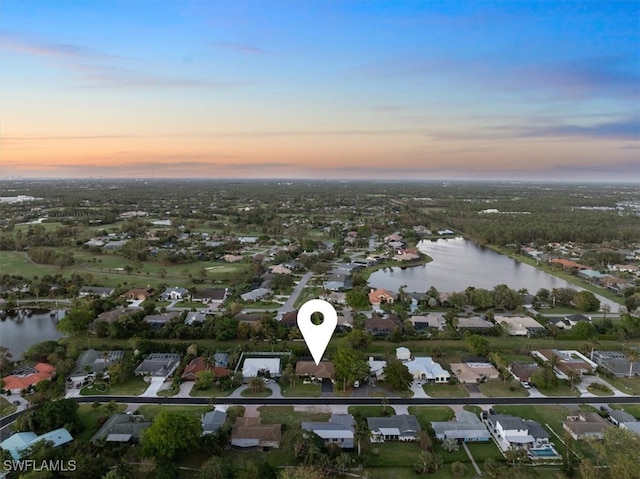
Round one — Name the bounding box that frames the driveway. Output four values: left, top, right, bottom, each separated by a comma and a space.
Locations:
410, 381, 428, 398
141, 377, 167, 397
321, 378, 334, 397
277, 271, 314, 316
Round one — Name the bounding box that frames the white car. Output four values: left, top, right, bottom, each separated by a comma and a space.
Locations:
353, 380, 360, 388
521, 381, 531, 389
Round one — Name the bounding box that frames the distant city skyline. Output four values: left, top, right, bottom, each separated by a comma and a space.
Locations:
1, 1, 638, 181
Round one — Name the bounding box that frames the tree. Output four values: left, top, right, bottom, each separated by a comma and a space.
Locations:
248, 376, 266, 393
277, 467, 325, 479
465, 334, 490, 356
332, 347, 369, 392
505, 444, 528, 465
572, 320, 597, 338
0, 346, 12, 372
442, 437, 459, 452
382, 360, 413, 392
573, 291, 600, 312
200, 456, 225, 479
142, 410, 202, 461
600, 303, 611, 321
354, 420, 370, 456
451, 461, 467, 477
194, 370, 216, 390
29, 398, 81, 434
56, 308, 94, 335
603, 426, 640, 479
344, 329, 371, 351
414, 450, 443, 474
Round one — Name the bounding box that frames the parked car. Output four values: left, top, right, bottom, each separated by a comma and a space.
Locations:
521, 381, 531, 389
353, 380, 360, 388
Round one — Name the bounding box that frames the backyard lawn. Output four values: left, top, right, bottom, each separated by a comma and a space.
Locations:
407, 406, 455, 426
348, 405, 392, 419
424, 383, 470, 397
134, 405, 212, 420
258, 406, 330, 429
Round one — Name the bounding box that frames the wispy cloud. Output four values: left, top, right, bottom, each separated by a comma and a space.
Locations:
1, 33, 241, 89
214, 41, 266, 54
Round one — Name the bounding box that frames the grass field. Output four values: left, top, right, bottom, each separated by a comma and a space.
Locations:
605, 376, 640, 395
408, 406, 455, 426
586, 383, 613, 396
348, 405, 393, 419
478, 379, 529, 397
0, 397, 17, 417
189, 384, 234, 397
80, 376, 149, 396
365, 466, 476, 479
279, 382, 321, 397
77, 402, 127, 442
240, 388, 273, 397
134, 405, 212, 420
536, 380, 580, 397
424, 383, 470, 397
258, 406, 330, 430
610, 404, 640, 419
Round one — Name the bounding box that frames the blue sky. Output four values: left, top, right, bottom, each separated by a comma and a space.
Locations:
1, 1, 638, 180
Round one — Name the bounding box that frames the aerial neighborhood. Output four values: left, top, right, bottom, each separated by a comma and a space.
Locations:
0, 180, 639, 479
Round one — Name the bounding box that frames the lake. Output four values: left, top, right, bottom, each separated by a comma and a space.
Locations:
0, 309, 66, 359
369, 237, 619, 311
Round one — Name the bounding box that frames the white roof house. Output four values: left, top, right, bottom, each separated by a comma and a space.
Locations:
368, 358, 387, 380
404, 357, 450, 383
242, 357, 281, 378
396, 347, 411, 362
496, 316, 546, 337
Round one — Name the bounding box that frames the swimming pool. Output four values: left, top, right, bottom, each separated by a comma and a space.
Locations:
529, 447, 558, 457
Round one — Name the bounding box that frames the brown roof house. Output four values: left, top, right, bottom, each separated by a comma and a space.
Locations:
364, 314, 402, 336
533, 349, 596, 377
231, 417, 281, 451
368, 288, 395, 306
181, 357, 231, 381
121, 286, 154, 301
563, 412, 611, 440
295, 361, 335, 380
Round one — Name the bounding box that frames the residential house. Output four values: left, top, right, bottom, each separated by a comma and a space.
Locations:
488, 414, 550, 450
456, 316, 494, 331
608, 410, 636, 426
408, 314, 446, 332
95, 307, 127, 323
143, 311, 180, 330
91, 414, 151, 444
242, 357, 281, 378
295, 361, 335, 380
599, 276, 631, 294
269, 264, 292, 275
181, 357, 231, 381
396, 347, 411, 362
496, 315, 546, 337
450, 361, 499, 384
367, 415, 421, 442
368, 357, 387, 381
192, 288, 229, 304
3, 363, 56, 392
533, 349, 596, 377
323, 274, 352, 291
404, 356, 450, 383
184, 311, 208, 325
548, 313, 592, 330
368, 288, 395, 306
68, 349, 124, 387
364, 314, 401, 336
234, 312, 263, 324
393, 252, 421, 261
509, 362, 541, 382
431, 411, 491, 442
160, 286, 189, 301
592, 351, 640, 377
78, 286, 115, 298
577, 269, 606, 282
302, 414, 355, 449
241, 288, 273, 302
280, 310, 299, 328
121, 286, 154, 301
134, 353, 181, 378
202, 410, 228, 435
563, 412, 611, 440
0, 428, 73, 460
230, 417, 281, 450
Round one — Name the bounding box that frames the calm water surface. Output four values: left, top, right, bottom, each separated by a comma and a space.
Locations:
369, 237, 618, 310
0, 309, 66, 359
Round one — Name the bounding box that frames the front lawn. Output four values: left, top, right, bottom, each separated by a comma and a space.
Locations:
610, 404, 640, 419
479, 379, 528, 397
80, 376, 149, 396
280, 382, 321, 397
536, 380, 580, 397
189, 384, 235, 397
407, 406, 455, 427
77, 402, 127, 442
349, 406, 392, 419
240, 388, 273, 397
258, 406, 330, 429
586, 383, 613, 396
134, 405, 212, 420
424, 383, 470, 397
606, 376, 640, 395
0, 397, 17, 417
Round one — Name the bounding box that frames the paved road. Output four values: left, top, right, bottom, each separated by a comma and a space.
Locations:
277, 271, 314, 316
2, 395, 639, 428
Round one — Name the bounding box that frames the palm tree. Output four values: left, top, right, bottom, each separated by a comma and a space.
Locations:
624, 348, 639, 377
354, 420, 370, 456
600, 304, 611, 321
551, 288, 559, 307
380, 395, 389, 414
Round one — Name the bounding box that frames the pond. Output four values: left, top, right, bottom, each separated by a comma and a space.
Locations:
368, 237, 618, 311
0, 309, 66, 359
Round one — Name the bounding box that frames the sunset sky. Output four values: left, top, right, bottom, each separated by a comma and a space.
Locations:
1, 1, 638, 181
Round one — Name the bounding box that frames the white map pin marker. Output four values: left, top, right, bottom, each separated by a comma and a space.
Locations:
297, 299, 337, 365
